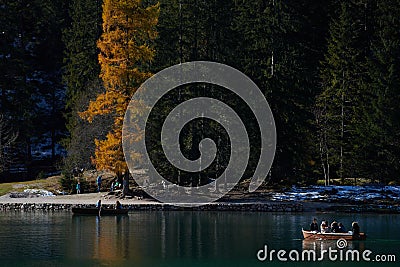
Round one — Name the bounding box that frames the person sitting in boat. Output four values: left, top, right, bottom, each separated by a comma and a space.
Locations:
310, 218, 319, 232
338, 222, 346, 233
320, 220, 330, 233
352, 222, 360, 237
116, 200, 122, 209
331, 221, 339, 233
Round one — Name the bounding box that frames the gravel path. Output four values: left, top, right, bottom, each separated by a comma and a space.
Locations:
0, 192, 159, 205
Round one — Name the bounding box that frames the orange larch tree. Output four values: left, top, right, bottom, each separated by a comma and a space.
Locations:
80, 0, 159, 194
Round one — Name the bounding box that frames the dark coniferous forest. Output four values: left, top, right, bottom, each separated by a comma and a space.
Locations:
1, 0, 400, 186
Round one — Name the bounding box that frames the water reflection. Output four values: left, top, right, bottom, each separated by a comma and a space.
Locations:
66, 212, 400, 266
302, 239, 365, 251
0, 211, 398, 266
145, 211, 271, 260
302, 239, 368, 262
69, 211, 273, 263
70, 215, 131, 265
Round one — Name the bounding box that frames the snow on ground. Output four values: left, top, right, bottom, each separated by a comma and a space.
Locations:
23, 189, 54, 197
6, 189, 55, 199
270, 185, 400, 202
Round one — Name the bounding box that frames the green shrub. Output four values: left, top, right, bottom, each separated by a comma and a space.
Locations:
36, 171, 46, 180
59, 173, 75, 194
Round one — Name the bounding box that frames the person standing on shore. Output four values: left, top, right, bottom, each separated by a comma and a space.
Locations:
96, 175, 102, 192
110, 181, 115, 192
76, 182, 81, 194
96, 199, 102, 216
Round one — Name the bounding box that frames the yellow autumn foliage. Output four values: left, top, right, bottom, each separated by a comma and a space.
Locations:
79, 0, 159, 177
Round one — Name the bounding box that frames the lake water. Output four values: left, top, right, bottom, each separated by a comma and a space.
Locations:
0, 211, 398, 267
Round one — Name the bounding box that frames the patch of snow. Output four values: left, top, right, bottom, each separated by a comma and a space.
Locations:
56, 190, 67, 195
23, 189, 54, 197
270, 185, 400, 202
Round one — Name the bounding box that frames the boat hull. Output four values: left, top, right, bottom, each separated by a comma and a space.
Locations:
72, 207, 129, 216
302, 229, 366, 240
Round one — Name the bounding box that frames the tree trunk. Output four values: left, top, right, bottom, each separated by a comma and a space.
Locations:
123, 168, 129, 196
319, 138, 327, 186
340, 74, 345, 182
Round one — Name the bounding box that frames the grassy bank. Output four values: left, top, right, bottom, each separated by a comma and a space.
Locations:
0, 176, 61, 196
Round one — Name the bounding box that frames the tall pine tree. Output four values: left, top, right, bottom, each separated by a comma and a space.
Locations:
1, 0, 67, 178
359, 0, 400, 183
233, 0, 325, 184
62, 0, 105, 172
317, 0, 371, 183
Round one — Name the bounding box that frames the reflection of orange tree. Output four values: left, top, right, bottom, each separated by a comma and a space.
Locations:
93, 216, 140, 264
79, 0, 159, 195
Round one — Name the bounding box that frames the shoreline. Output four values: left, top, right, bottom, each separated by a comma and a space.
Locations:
0, 192, 303, 212
0, 193, 399, 213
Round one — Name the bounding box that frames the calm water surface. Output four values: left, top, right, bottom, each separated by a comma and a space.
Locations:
0, 211, 398, 267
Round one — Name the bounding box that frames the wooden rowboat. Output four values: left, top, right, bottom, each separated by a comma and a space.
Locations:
72, 207, 129, 216
302, 229, 366, 240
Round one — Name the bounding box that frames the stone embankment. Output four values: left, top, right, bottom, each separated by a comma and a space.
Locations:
0, 202, 304, 212
322, 204, 400, 213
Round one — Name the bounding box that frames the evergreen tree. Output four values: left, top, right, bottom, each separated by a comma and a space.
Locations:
153, 0, 181, 70
359, 0, 400, 183
317, 0, 370, 183
63, 0, 102, 107
233, 0, 325, 183
32, 0, 68, 161
147, 0, 238, 186
0, 0, 37, 162
0, 114, 18, 173
62, 0, 104, 171
0, 0, 67, 172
